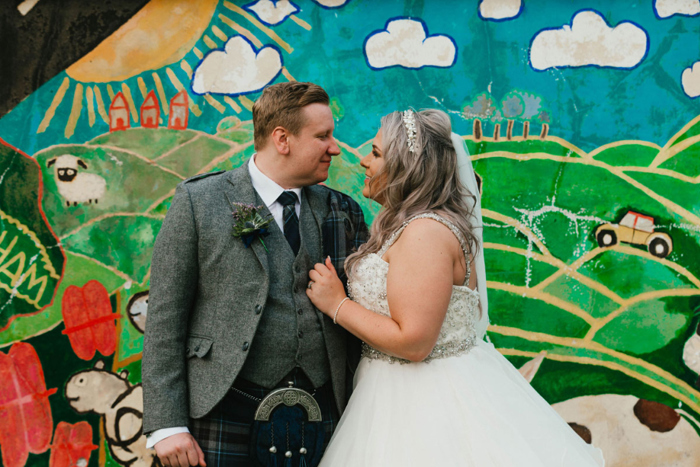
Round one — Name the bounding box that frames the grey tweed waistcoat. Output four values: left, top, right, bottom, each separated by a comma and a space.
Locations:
238, 192, 331, 387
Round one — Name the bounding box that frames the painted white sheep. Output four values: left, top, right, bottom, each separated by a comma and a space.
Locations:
64, 360, 159, 467
553, 394, 700, 466
683, 322, 700, 387
47, 154, 106, 206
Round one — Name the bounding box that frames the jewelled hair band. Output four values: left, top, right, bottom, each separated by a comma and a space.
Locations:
402, 110, 417, 153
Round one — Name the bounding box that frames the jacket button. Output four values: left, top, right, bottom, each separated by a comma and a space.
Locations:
294, 265, 301, 273
297, 309, 303, 315
255, 305, 262, 314
242, 342, 250, 351
298, 331, 303, 339
194, 345, 200, 352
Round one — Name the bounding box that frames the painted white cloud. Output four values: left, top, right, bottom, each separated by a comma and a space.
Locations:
530, 10, 647, 70
313, 0, 349, 7
365, 19, 456, 69
192, 36, 282, 95
682, 62, 700, 97
246, 0, 298, 25
655, 0, 700, 18
479, 0, 522, 20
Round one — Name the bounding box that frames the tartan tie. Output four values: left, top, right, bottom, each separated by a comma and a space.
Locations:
277, 191, 300, 256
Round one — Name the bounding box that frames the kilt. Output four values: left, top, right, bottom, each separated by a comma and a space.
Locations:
190, 370, 339, 467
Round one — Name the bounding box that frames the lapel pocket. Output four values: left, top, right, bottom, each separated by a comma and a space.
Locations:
186, 336, 213, 359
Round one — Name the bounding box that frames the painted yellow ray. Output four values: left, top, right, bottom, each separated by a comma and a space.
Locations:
290, 15, 312, 30
37, 77, 70, 134
218, 14, 263, 47
211, 25, 228, 43
85, 86, 96, 127
66, 0, 218, 82
137, 77, 148, 99
152, 72, 169, 116
223, 1, 293, 53
224, 96, 242, 113
121, 83, 139, 123
204, 94, 226, 114
238, 95, 254, 111
106, 84, 115, 101
64, 83, 84, 139
165, 67, 202, 117
203, 35, 218, 49
93, 86, 110, 124
180, 60, 193, 79
193, 47, 204, 60
281, 67, 296, 82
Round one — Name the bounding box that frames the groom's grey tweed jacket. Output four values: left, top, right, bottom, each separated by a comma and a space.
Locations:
142, 160, 368, 434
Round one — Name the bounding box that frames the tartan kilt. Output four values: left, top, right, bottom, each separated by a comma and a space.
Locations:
190, 379, 338, 467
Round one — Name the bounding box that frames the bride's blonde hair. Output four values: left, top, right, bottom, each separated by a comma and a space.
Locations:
346, 109, 479, 275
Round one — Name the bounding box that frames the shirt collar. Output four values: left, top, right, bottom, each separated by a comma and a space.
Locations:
248, 154, 302, 207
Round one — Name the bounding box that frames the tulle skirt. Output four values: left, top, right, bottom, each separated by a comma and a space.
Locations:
320, 340, 605, 466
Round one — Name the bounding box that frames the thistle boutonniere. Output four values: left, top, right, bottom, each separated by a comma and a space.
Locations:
231, 203, 273, 251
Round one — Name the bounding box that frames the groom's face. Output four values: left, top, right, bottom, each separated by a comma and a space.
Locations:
286, 103, 340, 186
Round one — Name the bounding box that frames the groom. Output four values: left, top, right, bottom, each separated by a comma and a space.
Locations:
142, 82, 368, 466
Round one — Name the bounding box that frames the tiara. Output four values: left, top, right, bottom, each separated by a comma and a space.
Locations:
402, 110, 417, 153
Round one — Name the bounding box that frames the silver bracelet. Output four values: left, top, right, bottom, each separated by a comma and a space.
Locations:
333, 297, 350, 325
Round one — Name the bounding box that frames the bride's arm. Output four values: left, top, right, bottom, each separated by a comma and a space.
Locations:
307, 219, 465, 362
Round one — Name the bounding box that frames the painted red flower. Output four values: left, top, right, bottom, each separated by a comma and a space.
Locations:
0, 343, 57, 467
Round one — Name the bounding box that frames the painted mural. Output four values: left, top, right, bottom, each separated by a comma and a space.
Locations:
1, 0, 699, 465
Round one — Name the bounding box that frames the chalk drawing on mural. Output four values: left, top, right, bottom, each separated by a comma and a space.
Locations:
192, 36, 283, 95
654, 0, 700, 18
554, 395, 700, 465
478, 0, 523, 21
530, 10, 648, 71
595, 211, 673, 258
462, 90, 550, 140
0, 343, 57, 467
0, 141, 64, 331
364, 18, 457, 70
127, 290, 149, 334
65, 360, 159, 467
462, 109, 700, 423
47, 155, 107, 206
682, 62, 700, 98
245, 0, 299, 25
61, 280, 118, 361
49, 421, 97, 467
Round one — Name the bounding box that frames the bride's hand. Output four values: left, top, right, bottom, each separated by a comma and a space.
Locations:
306, 257, 347, 316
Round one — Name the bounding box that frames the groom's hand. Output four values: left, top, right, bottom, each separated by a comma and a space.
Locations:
155, 433, 206, 467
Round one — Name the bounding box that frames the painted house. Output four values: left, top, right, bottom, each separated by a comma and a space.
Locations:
168, 90, 189, 130
109, 92, 130, 132
140, 90, 160, 128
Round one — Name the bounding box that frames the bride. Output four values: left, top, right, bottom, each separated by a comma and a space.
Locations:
306, 109, 605, 466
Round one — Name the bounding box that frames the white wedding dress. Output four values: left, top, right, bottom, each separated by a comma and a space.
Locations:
319, 213, 605, 466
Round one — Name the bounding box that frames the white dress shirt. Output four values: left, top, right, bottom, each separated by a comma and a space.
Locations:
146, 156, 302, 449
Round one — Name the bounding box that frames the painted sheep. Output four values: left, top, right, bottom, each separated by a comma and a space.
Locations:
47, 154, 106, 206
64, 360, 159, 467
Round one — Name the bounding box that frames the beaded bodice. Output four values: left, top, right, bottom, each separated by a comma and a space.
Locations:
348, 213, 480, 364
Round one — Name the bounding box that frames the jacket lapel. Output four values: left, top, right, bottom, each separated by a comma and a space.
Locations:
223, 160, 270, 276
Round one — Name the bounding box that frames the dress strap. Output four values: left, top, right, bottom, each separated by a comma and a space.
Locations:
378, 213, 472, 286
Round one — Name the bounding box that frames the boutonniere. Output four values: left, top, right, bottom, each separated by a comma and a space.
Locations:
231, 203, 273, 251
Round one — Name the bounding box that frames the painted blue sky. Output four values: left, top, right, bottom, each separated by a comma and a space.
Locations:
2, 0, 699, 154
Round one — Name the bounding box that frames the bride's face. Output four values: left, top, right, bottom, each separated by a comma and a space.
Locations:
360, 130, 386, 204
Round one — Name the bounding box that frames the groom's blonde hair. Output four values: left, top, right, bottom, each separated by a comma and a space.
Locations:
252, 82, 330, 150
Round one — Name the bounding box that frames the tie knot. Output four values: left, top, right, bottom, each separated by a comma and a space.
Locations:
277, 191, 298, 208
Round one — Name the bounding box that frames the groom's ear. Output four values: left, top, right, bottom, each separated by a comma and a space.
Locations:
271, 126, 290, 155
